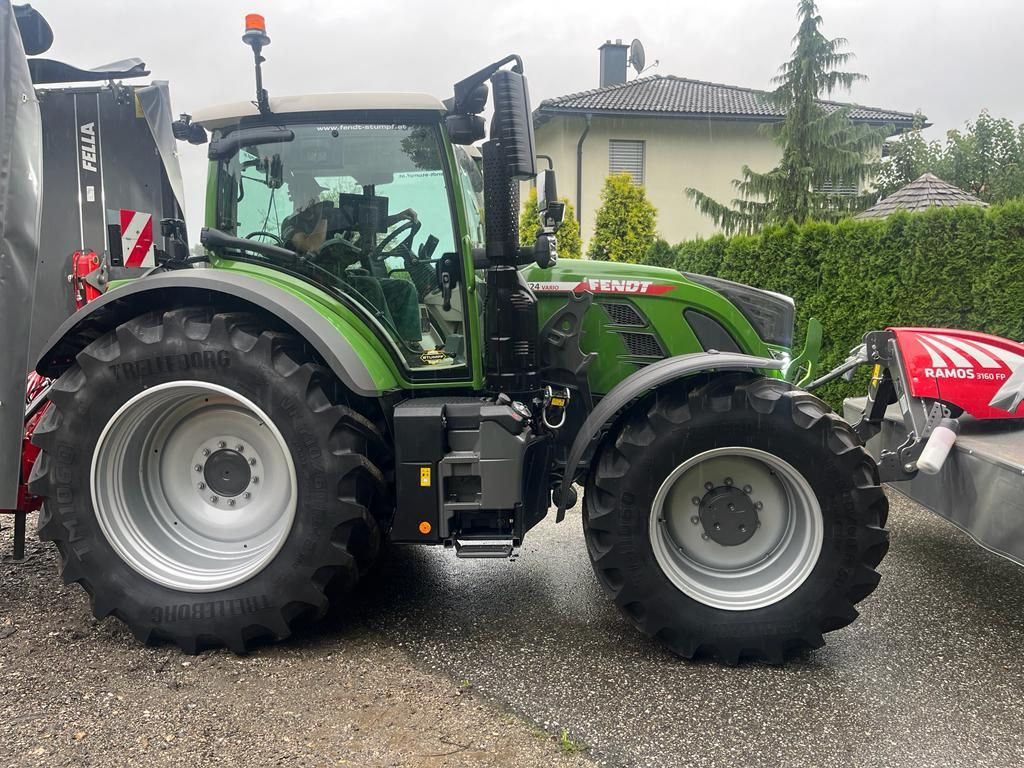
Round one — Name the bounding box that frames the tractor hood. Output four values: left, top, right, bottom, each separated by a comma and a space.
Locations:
523, 259, 795, 349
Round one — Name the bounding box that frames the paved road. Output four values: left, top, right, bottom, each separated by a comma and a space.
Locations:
336, 492, 1024, 768
5, 492, 1022, 767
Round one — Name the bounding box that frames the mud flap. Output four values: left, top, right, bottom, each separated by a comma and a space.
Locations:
0, 1, 43, 507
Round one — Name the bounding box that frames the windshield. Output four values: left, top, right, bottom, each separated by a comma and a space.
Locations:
213, 121, 467, 372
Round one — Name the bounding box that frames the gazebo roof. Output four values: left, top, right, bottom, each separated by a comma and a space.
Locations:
856, 173, 988, 219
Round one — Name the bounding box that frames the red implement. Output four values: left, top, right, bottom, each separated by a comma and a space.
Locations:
890, 328, 1024, 420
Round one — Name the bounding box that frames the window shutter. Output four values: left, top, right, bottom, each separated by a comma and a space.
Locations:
816, 179, 858, 196
609, 140, 645, 185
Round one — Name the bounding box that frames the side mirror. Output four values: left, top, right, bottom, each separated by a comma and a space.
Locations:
536, 169, 557, 213
446, 113, 486, 145
536, 169, 565, 229
171, 113, 208, 145
490, 69, 536, 180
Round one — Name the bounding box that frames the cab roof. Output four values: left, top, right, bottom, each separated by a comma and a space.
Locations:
192, 92, 447, 129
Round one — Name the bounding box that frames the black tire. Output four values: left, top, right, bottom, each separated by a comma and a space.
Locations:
29, 307, 390, 652
583, 374, 889, 664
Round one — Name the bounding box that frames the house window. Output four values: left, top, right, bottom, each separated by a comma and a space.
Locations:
609, 140, 645, 185
816, 179, 858, 196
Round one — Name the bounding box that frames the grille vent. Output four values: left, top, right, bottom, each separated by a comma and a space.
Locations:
599, 301, 645, 327
621, 332, 664, 358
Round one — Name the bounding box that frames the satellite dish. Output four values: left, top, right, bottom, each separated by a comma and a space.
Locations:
629, 39, 646, 75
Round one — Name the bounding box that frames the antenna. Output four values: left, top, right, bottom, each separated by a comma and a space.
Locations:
242, 14, 271, 115
629, 38, 659, 77
629, 39, 645, 74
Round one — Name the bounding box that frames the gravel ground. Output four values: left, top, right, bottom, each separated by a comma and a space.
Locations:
0, 512, 594, 768
3, 491, 1024, 768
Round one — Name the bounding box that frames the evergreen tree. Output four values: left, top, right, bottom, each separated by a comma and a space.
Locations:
686, 0, 888, 234
588, 174, 658, 262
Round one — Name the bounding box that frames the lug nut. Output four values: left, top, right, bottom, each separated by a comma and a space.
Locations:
743, 485, 752, 494
249, 457, 257, 466
197, 482, 205, 490
727, 503, 735, 512
691, 496, 700, 506
236, 444, 245, 453
701, 533, 709, 541
227, 499, 236, 507
704, 482, 714, 491
724, 477, 733, 486
243, 492, 251, 500
202, 448, 210, 457
713, 522, 721, 530
690, 515, 699, 525
210, 495, 219, 503
218, 441, 227, 449
194, 464, 203, 472
251, 477, 259, 484
739, 524, 747, 533
755, 501, 763, 511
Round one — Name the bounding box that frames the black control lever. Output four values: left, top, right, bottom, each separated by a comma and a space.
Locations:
437, 253, 460, 311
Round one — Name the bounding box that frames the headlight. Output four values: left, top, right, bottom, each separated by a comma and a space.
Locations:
682, 272, 795, 348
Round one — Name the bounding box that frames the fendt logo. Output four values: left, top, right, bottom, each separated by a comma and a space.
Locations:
80, 122, 98, 172
527, 279, 674, 295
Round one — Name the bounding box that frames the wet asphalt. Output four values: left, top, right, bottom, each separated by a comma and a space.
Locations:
340, 492, 1024, 768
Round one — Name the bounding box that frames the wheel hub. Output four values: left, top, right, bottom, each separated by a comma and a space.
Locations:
648, 447, 824, 611
91, 381, 296, 593
203, 448, 252, 497
698, 486, 759, 546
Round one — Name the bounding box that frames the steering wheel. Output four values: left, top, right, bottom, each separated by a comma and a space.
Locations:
311, 234, 362, 260
245, 230, 285, 246
367, 219, 419, 263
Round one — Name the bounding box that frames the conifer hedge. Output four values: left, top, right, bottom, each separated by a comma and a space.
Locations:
651, 201, 1024, 405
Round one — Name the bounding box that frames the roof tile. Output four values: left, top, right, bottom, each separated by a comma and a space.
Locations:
537, 75, 918, 125
855, 173, 988, 219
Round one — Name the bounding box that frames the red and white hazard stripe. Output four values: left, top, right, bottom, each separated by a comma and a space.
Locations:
120, 209, 154, 268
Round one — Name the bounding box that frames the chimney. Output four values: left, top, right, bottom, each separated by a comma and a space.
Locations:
599, 39, 628, 88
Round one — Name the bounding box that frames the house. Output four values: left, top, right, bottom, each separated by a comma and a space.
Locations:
533, 40, 920, 246
855, 173, 987, 219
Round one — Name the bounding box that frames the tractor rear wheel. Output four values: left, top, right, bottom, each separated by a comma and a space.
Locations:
29, 308, 388, 652
583, 374, 889, 664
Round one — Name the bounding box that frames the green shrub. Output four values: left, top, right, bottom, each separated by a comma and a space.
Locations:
588, 174, 658, 263
518, 187, 582, 259
660, 201, 1024, 407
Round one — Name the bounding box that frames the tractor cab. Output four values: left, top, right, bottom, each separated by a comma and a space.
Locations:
192, 94, 480, 375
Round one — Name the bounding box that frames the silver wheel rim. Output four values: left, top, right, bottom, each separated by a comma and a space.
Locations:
91, 381, 297, 593
648, 447, 823, 611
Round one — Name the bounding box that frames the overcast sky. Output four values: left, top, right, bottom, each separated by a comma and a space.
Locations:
29, 0, 1024, 235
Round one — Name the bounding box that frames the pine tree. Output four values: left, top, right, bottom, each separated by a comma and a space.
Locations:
686, 0, 888, 234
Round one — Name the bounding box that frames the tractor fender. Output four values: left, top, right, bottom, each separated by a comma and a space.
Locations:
556, 351, 783, 520
36, 270, 386, 397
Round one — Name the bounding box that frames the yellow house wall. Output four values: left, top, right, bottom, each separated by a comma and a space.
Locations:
533, 114, 784, 248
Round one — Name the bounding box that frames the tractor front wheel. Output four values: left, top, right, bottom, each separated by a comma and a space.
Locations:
583, 374, 889, 664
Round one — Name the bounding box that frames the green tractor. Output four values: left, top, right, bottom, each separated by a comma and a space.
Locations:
28, 17, 887, 663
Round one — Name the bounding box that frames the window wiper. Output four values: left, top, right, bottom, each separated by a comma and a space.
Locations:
200, 227, 297, 262
199, 228, 399, 334
208, 126, 294, 160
